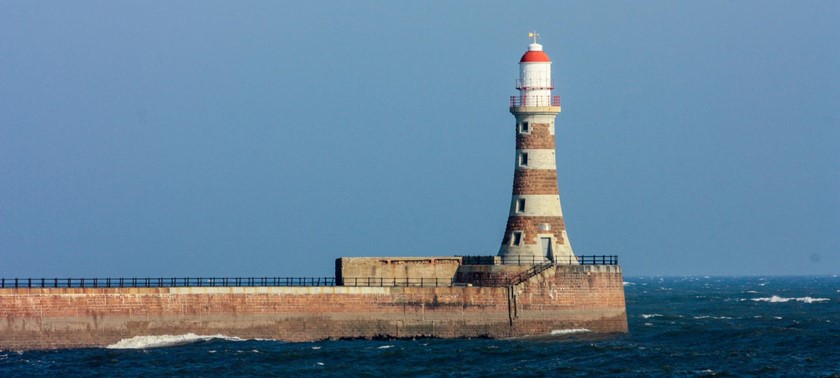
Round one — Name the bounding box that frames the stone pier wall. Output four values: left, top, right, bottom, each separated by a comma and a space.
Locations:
0, 265, 627, 350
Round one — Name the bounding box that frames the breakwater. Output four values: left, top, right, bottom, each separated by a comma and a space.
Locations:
0, 261, 626, 350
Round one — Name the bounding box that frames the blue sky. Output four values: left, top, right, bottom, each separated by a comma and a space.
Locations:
1, 1, 837, 277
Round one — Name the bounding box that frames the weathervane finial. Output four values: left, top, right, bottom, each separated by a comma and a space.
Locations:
528, 31, 540, 44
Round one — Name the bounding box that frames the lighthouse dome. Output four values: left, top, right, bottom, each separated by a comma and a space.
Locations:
520, 43, 551, 63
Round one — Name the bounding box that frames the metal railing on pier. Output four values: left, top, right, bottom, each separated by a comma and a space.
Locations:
509, 261, 555, 286
0, 256, 618, 289
0, 277, 335, 289
458, 255, 618, 266
576, 255, 619, 265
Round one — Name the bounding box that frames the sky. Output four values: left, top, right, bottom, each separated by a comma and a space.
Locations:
1, 1, 837, 278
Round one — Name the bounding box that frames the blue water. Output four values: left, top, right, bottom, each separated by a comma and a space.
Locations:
2, 276, 838, 377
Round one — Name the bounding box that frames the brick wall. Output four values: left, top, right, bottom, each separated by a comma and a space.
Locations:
502, 216, 567, 246
0, 266, 627, 350
336, 257, 461, 285
512, 170, 559, 195
516, 123, 554, 149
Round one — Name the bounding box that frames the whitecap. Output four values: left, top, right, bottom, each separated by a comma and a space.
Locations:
106, 333, 243, 349
378, 345, 394, 349
623, 282, 634, 286
549, 328, 591, 335
312, 346, 321, 350
641, 314, 663, 319
316, 362, 325, 366
752, 295, 790, 303
797, 297, 830, 303
750, 295, 830, 303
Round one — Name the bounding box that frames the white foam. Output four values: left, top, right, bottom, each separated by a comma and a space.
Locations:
378, 345, 394, 349
641, 314, 663, 319
623, 282, 634, 286
550, 328, 591, 335
105, 333, 244, 349
750, 296, 830, 303
797, 297, 830, 303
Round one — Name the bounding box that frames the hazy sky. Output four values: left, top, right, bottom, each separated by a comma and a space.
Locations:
1, 1, 837, 277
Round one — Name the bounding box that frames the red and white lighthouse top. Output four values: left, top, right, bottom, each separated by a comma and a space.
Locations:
520, 43, 551, 63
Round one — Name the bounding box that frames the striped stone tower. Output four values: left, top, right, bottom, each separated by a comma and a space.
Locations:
498, 34, 577, 265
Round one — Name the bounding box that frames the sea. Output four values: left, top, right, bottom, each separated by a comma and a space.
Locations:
1, 276, 837, 377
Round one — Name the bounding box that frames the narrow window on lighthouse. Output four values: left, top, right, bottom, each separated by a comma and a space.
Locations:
516, 199, 526, 213
519, 153, 529, 167
512, 231, 523, 246
518, 122, 530, 134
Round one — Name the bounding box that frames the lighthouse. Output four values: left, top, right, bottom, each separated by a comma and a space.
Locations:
498, 34, 577, 264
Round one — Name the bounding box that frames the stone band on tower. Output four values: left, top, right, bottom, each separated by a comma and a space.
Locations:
498, 36, 577, 264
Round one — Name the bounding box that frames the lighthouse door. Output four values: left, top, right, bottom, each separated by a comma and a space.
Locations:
540, 237, 553, 262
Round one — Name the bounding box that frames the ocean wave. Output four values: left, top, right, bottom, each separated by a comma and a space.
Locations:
550, 328, 591, 335
641, 314, 663, 319
106, 333, 244, 349
749, 296, 830, 303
